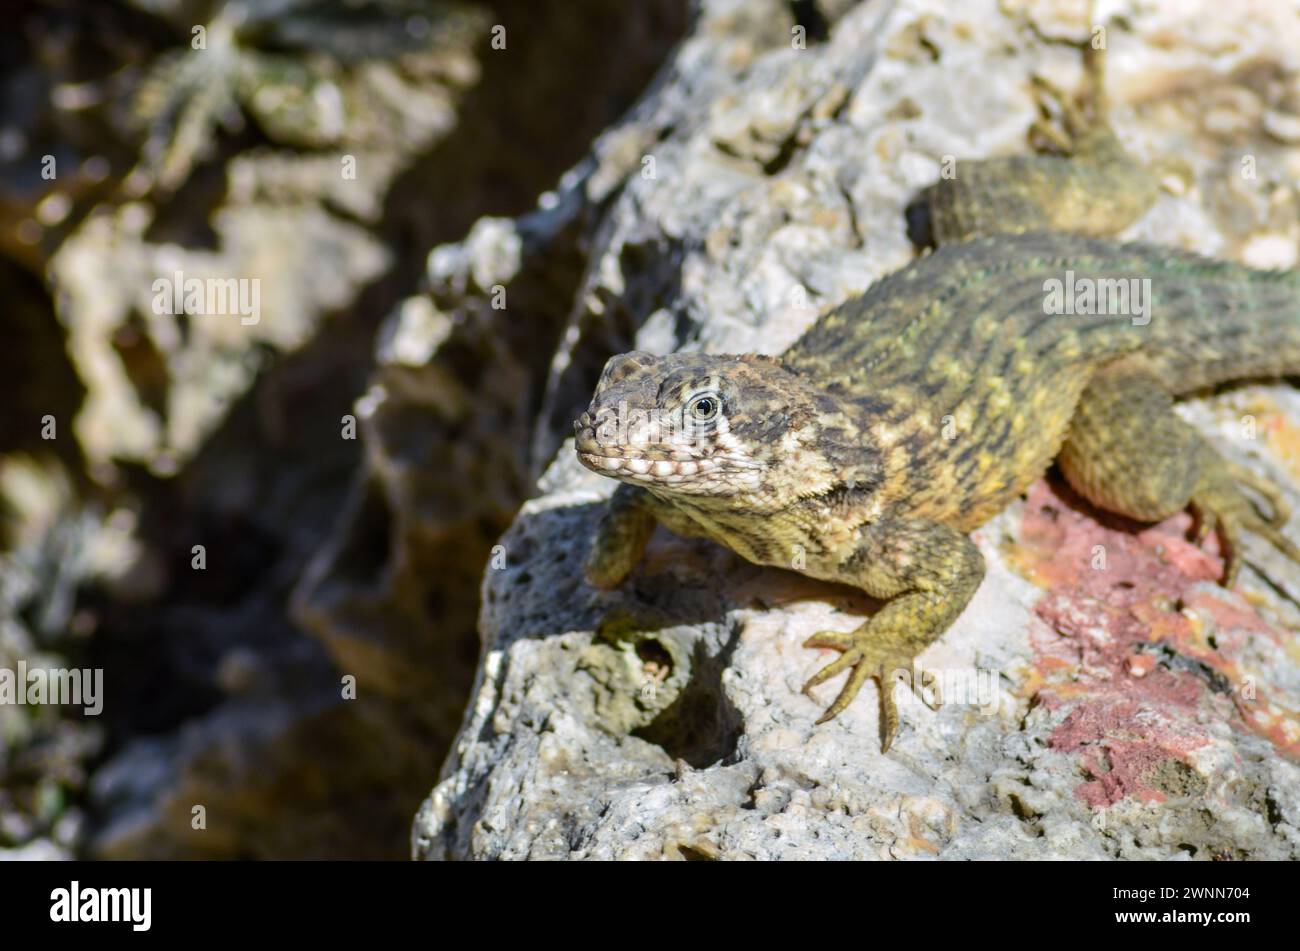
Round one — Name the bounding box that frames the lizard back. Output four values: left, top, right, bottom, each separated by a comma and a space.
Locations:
782, 233, 1300, 525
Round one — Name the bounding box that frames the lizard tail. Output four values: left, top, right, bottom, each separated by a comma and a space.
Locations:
1141, 262, 1300, 395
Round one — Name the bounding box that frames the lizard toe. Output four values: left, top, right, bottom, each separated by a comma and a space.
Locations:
802, 629, 856, 651
1228, 460, 1294, 529
802, 647, 860, 694
913, 667, 943, 711
813, 660, 875, 726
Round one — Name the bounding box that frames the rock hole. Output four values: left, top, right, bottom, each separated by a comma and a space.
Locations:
904, 191, 936, 251
633, 634, 741, 769
789, 0, 830, 43
636, 638, 673, 680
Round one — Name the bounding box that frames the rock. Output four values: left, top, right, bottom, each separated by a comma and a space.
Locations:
0, 456, 112, 859
48, 0, 487, 474
415, 0, 1300, 860
287, 0, 692, 836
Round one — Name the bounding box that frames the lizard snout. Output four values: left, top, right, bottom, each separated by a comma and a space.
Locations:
574, 410, 603, 455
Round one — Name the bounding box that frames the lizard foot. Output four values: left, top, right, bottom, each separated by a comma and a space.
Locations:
802, 627, 939, 751
1027, 73, 1092, 154
1191, 461, 1300, 587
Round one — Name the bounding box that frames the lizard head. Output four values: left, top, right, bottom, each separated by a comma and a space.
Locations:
574, 350, 879, 507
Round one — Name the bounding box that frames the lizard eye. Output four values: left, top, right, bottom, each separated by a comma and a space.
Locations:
687, 394, 720, 421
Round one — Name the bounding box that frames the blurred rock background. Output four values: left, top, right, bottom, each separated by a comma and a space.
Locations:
1, 0, 686, 859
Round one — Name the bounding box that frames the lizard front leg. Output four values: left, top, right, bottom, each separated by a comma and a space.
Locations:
584, 484, 660, 590
804, 517, 985, 751
584, 483, 711, 589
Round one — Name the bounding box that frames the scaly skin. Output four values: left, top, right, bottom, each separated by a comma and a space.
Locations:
574, 39, 1300, 751
576, 235, 1300, 749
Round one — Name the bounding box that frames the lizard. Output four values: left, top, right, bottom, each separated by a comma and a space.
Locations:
572, 31, 1300, 751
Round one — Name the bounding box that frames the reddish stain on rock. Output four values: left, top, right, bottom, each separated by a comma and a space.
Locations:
1048, 699, 1210, 807
1007, 478, 1299, 804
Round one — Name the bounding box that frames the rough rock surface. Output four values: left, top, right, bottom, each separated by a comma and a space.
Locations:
414, 0, 1300, 859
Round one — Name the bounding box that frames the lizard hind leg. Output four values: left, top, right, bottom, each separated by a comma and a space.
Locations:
922, 26, 1163, 245
1057, 363, 1300, 585
1056, 364, 1201, 522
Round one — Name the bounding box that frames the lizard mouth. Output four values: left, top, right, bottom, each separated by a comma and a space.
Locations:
577, 450, 711, 480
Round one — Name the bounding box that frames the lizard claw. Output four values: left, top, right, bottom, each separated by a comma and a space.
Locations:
801, 630, 855, 651
801, 644, 859, 692
1192, 461, 1300, 587
802, 626, 937, 751
811, 655, 875, 727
